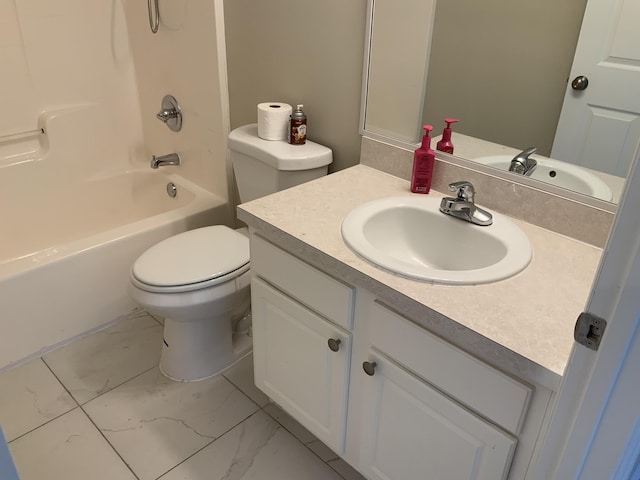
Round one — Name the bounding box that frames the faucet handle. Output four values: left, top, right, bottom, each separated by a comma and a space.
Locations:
448, 181, 475, 202
156, 95, 182, 132
518, 147, 538, 159
509, 147, 538, 175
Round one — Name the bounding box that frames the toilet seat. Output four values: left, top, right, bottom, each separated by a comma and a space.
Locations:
131, 226, 250, 294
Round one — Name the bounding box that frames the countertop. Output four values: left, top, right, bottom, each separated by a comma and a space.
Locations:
237, 165, 602, 390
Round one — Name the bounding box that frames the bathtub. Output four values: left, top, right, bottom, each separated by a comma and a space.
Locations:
0, 164, 230, 371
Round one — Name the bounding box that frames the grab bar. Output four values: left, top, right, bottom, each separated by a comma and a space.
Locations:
148, 0, 159, 34
0, 128, 45, 144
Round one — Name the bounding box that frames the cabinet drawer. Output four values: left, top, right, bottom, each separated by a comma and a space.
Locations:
251, 234, 355, 330
369, 302, 532, 434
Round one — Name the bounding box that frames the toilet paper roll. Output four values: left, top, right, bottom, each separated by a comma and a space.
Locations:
257, 102, 292, 141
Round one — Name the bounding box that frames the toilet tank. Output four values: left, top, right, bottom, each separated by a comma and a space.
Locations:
229, 124, 333, 203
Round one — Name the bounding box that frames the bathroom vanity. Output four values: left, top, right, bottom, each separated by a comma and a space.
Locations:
237, 165, 602, 480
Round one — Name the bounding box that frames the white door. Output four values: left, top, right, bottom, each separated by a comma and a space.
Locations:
532, 125, 640, 476
251, 277, 352, 453
357, 351, 516, 480
551, 0, 640, 177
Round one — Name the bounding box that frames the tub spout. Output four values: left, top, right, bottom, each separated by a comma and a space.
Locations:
151, 153, 180, 169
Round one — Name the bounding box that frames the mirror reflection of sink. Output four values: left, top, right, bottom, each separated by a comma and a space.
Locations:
341, 196, 532, 285
473, 155, 613, 202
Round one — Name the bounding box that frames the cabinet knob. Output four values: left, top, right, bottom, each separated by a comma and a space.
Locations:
362, 361, 377, 376
327, 338, 342, 352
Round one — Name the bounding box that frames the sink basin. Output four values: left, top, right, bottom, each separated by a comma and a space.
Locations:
473, 154, 613, 201
341, 196, 531, 285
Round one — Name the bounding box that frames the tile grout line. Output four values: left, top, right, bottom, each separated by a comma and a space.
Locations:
146, 316, 336, 478
5, 358, 81, 445
36, 320, 251, 480
41, 355, 145, 480
220, 372, 350, 479
6, 408, 77, 445
55, 362, 257, 479
153, 409, 265, 480
78, 404, 141, 480
220, 374, 267, 412
24, 315, 353, 480
149, 372, 274, 476
41, 356, 159, 407
256, 403, 351, 479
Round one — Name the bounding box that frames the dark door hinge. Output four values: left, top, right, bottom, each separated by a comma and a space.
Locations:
574, 312, 607, 351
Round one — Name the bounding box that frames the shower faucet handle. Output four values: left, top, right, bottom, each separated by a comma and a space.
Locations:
156, 95, 182, 132
157, 109, 178, 121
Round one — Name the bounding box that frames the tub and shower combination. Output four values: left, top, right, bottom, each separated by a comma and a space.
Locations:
0, 106, 229, 371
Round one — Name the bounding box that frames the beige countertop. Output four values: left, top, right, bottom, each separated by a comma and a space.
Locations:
237, 164, 602, 390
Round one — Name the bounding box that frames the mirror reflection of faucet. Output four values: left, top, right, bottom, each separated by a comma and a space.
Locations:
509, 147, 538, 176
151, 152, 181, 169
439, 181, 493, 226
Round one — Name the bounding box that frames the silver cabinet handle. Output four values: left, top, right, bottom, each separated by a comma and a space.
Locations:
362, 361, 377, 376
327, 338, 342, 352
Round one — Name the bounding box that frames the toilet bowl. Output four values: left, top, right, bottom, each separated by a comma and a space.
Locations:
128, 225, 252, 381
129, 123, 333, 381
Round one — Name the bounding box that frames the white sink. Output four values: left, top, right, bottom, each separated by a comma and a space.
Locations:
341, 196, 532, 285
473, 154, 613, 202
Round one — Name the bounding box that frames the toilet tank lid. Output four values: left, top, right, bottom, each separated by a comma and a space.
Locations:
229, 124, 333, 171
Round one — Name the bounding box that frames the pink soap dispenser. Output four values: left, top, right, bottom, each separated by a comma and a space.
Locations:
436, 118, 459, 154
411, 125, 435, 194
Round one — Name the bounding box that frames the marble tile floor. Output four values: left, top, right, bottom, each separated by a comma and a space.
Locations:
0, 310, 365, 480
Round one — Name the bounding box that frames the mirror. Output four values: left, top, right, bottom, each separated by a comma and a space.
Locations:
362, 0, 633, 206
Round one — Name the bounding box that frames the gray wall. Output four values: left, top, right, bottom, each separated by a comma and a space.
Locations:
423, 0, 587, 156
224, 0, 367, 172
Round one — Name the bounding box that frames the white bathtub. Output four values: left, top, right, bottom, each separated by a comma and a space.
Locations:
0, 166, 229, 371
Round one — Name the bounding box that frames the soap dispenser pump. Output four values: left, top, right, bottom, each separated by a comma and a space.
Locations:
411, 125, 435, 194
436, 118, 459, 154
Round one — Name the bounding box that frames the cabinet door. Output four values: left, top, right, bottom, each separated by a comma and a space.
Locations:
252, 277, 351, 453
358, 352, 517, 480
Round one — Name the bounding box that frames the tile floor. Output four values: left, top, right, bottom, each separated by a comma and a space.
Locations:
0, 310, 365, 480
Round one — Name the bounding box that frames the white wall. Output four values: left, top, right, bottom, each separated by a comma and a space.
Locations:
122, 0, 232, 217
0, 0, 143, 167
1, 0, 231, 216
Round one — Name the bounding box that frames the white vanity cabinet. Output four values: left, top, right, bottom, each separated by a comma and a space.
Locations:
349, 300, 530, 480
356, 354, 516, 480
249, 233, 552, 480
250, 235, 355, 453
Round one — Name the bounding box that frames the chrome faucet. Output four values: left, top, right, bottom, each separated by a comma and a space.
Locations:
150, 152, 181, 169
509, 147, 538, 176
439, 181, 493, 226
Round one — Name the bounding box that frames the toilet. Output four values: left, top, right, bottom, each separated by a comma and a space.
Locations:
128, 124, 332, 381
